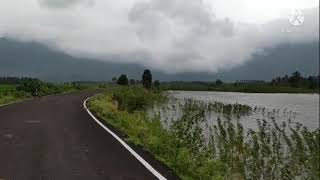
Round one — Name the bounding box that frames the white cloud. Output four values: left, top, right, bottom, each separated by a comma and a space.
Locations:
0, 0, 318, 73
205, 0, 319, 24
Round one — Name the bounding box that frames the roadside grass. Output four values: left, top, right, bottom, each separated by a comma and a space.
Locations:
0, 95, 21, 105
0, 85, 17, 94
0, 83, 100, 106
0, 85, 29, 105
88, 87, 226, 179
88, 86, 320, 180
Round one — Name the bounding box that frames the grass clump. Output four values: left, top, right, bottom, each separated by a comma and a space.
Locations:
177, 98, 252, 116
0, 85, 30, 105
112, 86, 166, 112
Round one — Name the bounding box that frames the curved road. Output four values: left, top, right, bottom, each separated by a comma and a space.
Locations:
0, 90, 175, 180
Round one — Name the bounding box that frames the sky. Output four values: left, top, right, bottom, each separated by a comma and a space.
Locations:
0, 0, 318, 74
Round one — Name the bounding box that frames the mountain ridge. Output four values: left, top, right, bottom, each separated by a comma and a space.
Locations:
0, 38, 318, 82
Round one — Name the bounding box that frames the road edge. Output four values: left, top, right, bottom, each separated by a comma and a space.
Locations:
83, 96, 167, 180
0, 98, 32, 107
0, 90, 85, 107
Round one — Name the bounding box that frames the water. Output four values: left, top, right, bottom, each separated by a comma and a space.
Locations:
168, 91, 319, 130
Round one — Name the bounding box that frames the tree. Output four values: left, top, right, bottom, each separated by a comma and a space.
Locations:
154, 80, 160, 89
142, 69, 152, 89
117, 74, 129, 85
16, 78, 42, 96
216, 79, 223, 85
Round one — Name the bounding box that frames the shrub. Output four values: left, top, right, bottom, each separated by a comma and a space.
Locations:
112, 86, 164, 112
117, 74, 129, 85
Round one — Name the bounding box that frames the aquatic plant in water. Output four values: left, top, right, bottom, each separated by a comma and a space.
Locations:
162, 98, 320, 179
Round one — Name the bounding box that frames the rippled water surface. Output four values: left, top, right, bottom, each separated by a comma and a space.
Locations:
169, 91, 319, 130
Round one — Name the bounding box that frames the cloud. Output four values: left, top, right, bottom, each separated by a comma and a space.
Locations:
38, 0, 94, 8
126, 0, 319, 72
0, 0, 318, 73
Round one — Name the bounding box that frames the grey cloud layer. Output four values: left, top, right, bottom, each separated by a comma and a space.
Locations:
128, 0, 243, 72
0, 0, 318, 73
38, 0, 94, 8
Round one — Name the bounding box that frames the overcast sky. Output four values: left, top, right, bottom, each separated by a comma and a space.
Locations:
0, 0, 318, 73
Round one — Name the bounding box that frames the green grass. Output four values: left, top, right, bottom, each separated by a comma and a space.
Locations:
87, 87, 225, 179
0, 85, 29, 105
87, 88, 229, 179
0, 95, 23, 105
0, 83, 99, 106
0, 84, 16, 92
88, 86, 320, 179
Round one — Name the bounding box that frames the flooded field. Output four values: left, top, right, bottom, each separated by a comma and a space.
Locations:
158, 91, 319, 130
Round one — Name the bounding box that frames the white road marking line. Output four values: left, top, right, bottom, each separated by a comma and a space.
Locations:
0, 98, 32, 107
84, 96, 167, 180
3, 134, 13, 139
24, 121, 41, 123
0, 91, 77, 107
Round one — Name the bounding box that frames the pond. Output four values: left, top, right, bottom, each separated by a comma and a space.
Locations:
155, 91, 319, 130
151, 91, 319, 130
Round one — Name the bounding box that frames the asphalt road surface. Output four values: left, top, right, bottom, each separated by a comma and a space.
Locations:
0, 90, 174, 180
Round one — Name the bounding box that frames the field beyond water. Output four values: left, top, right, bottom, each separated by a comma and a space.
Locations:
162, 82, 319, 94
89, 86, 320, 180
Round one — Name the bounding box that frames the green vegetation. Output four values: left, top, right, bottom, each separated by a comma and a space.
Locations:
112, 69, 157, 89
163, 82, 319, 93
112, 86, 166, 112
0, 84, 29, 105
15, 78, 90, 96
88, 86, 320, 179
162, 71, 319, 93
166, 98, 252, 117
117, 74, 129, 85
0, 77, 94, 105
166, 98, 319, 179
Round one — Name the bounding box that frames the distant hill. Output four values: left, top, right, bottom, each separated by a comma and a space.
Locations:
0, 38, 145, 82
0, 38, 318, 82
215, 42, 319, 81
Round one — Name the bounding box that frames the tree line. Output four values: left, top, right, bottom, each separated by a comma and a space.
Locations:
113, 69, 161, 89
0, 77, 30, 85
271, 71, 319, 89
0, 77, 86, 97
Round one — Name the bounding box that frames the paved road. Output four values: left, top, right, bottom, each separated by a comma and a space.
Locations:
0, 90, 168, 180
